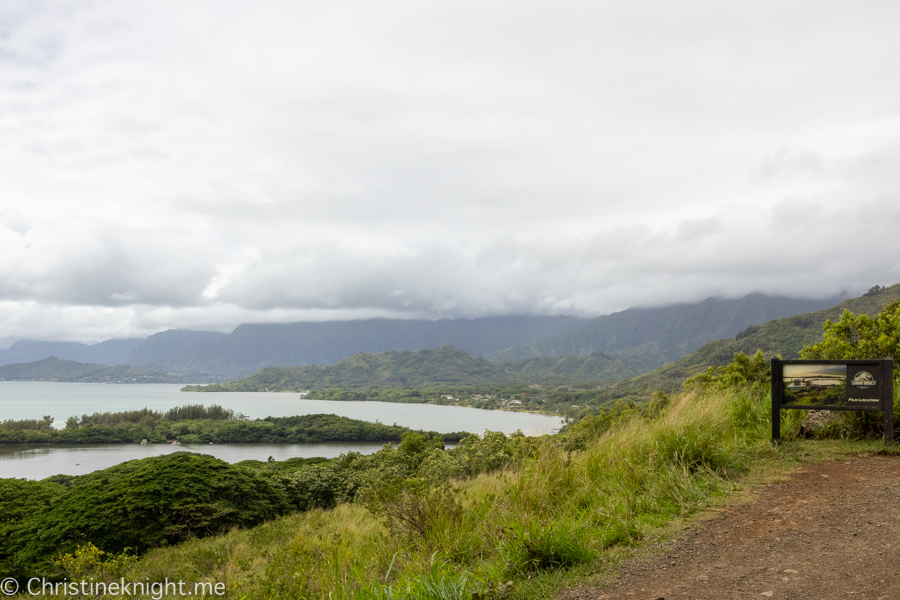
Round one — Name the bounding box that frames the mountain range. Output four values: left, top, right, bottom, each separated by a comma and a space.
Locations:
596, 283, 900, 399
2, 287, 893, 390
183, 345, 638, 391
486, 293, 844, 372
191, 285, 896, 394
0, 316, 588, 377
0, 292, 847, 378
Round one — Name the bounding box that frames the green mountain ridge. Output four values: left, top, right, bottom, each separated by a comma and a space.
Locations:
599, 283, 900, 398
501, 353, 639, 382
487, 292, 844, 372
184, 345, 637, 392
183, 286, 898, 396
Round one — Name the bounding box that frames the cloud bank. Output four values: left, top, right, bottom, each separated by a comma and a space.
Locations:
1, 1, 899, 342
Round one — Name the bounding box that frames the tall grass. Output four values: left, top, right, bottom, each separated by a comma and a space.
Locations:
102, 383, 868, 600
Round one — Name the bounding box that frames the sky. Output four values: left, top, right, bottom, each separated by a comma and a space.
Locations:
1, 1, 899, 344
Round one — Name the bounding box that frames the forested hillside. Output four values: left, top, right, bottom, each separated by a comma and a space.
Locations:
488, 292, 843, 372
595, 284, 900, 398
183, 345, 636, 392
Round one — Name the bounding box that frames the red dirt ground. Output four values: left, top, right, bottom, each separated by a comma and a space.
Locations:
562, 455, 900, 600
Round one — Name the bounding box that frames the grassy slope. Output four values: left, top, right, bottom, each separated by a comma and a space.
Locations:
112, 383, 889, 600
600, 284, 900, 398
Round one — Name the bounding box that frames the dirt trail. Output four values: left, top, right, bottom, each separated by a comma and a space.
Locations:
563, 456, 900, 600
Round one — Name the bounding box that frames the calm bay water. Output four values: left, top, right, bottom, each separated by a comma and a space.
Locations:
0, 382, 564, 480
0, 442, 393, 480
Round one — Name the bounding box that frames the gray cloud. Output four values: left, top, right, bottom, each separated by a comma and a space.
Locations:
0, 1, 899, 342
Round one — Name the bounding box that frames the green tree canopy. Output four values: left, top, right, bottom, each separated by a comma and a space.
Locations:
6, 453, 289, 574
800, 300, 900, 366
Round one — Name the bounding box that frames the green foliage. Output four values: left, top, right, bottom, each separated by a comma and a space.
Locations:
591, 284, 900, 400
499, 353, 637, 383
183, 346, 512, 392
791, 301, 900, 439
800, 301, 900, 364
4, 453, 290, 575
684, 350, 771, 390
279, 457, 364, 512
497, 521, 592, 574
557, 400, 643, 451
406, 566, 473, 600
54, 542, 138, 580
0, 415, 54, 431
0, 478, 65, 568
0, 425, 528, 576
0, 376, 809, 598
678, 304, 900, 441
361, 477, 463, 539
87, 379, 851, 600
183, 345, 643, 395
0, 408, 468, 444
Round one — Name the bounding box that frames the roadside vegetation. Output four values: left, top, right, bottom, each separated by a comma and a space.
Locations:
3, 301, 900, 599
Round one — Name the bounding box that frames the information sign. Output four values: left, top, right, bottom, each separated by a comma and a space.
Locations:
771, 358, 893, 443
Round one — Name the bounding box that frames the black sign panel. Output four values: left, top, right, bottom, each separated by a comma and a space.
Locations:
846, 364, 881, 408
771, 358, 893, 444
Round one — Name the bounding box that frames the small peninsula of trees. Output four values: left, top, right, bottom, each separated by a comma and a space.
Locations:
0, 404, 469, 444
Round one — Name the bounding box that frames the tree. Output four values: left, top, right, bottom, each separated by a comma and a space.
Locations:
7, 453, 289, 575
800, 301, 900, 366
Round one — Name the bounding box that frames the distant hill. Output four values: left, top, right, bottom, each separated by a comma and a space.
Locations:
0, 316, 590, 377
0, 357, 176, 383
596, 284, 900, 398
487, 293, 845, 373
0, 339, 144, 368
128, 316, 590, 376
184, 345, 637, 392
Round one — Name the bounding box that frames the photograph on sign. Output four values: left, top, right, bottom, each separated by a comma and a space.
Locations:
782, 364, 846, 406
782, 364, 881, 408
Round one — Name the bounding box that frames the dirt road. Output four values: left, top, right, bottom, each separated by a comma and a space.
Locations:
564, 455, 900, 600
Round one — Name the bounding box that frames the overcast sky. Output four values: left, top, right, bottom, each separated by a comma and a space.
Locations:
1, 1, 899, 344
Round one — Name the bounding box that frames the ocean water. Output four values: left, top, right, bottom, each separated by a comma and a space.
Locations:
0, 382, 564, 479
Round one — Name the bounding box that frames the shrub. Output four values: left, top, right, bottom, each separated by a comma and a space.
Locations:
497, 521, 591, 574
360, 477, 462, 539
54, 542, 138, 580
6, 453, 289, 575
